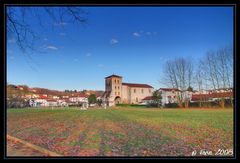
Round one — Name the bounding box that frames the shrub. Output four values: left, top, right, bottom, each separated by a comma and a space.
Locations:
164, 103, 178, 108
116, 104, 147, 108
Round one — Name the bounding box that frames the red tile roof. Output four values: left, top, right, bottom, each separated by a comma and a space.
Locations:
159, 88, 180, 92
142, 96, 154, 100
38, 95, 48, 99
191, 94, 210, 101
70, 93, 88, 98
191, 92, 233, 101
46, 99, 57, 102
105, 74, 122, 78
211, 92, 233, 98
102, 91, 111, 98
122, 83, 153, 88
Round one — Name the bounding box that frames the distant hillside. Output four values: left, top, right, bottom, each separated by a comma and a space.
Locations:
7, 84, 104, 97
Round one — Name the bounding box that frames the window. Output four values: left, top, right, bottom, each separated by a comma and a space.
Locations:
149, 89, 151, 93
118, 86, 120, 89
115, 79, 116, 84
134, 89, 136, 93
136, 97, 138, 102
118, 80, 119, 84
118, 92, 120, 95
141, 89, 144, 93
115, 86, 117, 89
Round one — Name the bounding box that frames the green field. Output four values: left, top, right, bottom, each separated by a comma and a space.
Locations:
7, 107, 234, 156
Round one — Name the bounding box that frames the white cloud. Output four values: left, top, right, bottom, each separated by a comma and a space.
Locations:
85, 53, 92, 57
45, 45, 58, 50
133, 32, 140, 37
43, 38, 48, 41
160, 56, 168, 62
59, 33, 66, 36
54, 22, 67, 26
110, 38, 118, 44
8, 38, 16, 43
97, 64, 104, 67
146, 32, 151, 35
73, 58, 79, 62
8, 49, 13, 54
10, 56, 15, 60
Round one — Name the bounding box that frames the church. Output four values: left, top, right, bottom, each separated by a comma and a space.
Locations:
102, 74, 154, 106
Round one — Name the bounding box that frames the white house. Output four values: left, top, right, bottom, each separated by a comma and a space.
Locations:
29, 98, 48, 107
141, 96, 154, 105
158, 88, 179, 105
69, 94, 88, 104
52, 96, 60, 99
46, 99, 58, 106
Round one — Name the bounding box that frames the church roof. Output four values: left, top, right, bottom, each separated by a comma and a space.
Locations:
122, 83, 153, 88
105, 74, 122, 78
102, 91, 111, 98
158, 88, 180, 92
142, 96, 154, 100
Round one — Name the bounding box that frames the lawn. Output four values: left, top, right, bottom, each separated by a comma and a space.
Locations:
7, 107, 234, 157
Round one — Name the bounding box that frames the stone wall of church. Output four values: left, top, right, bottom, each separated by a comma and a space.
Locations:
128, 87, 154, 104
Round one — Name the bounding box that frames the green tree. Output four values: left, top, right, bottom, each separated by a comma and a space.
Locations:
7, 84, 28, 108
88, 94, 97, 104
187, 86, 193, 92
152, 90, 162, 108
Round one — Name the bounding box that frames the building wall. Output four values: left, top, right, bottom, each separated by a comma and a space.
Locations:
105, 77, 122, 104
128, 87, 153, 104
104, 76, 154, 105
121, 85, 130, 103
159, 90, 178, 105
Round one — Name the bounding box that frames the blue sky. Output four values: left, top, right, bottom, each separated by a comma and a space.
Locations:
7, 6, 233, 91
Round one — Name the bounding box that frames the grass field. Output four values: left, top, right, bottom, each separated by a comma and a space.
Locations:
7, 107, 234, 157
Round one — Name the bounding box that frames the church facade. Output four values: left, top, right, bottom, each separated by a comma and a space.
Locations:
102, 74, 154, 106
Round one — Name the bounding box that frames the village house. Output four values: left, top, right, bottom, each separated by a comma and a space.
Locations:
29, 98, 68, 107
141, 96, 155, 105
102, 74, 154, 106
158, 88, 180, 105
191, 88, 233, 102
69, 93, 89, 104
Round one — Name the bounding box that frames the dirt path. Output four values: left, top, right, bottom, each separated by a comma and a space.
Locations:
7, 139, 47, 156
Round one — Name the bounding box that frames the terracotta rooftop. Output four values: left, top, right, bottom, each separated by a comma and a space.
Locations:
102, 91, 111, 98
122, 83, 153, 88
142, 96, 154, 100
105, 74, 122, 78
158, 88, 180, 92
70, 93, 88, 98
191, 92, 233, 101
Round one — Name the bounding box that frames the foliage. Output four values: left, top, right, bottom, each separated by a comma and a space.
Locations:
187, 86, 193, 92
7, 108, 233, 156
7, 84, 29, 108
88, 94, 97, 104
164, 103, 179, 108
116, 104, 147, 108
151, 90, 162, 107
97, 99, 103, 106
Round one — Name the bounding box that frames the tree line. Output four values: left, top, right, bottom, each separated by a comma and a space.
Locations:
163, 45, 233, 108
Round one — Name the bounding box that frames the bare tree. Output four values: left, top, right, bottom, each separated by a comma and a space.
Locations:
163, 57, 193, 108
201, 46, 233, 108
6, 6, 88, 69
194, 61, 211, 108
